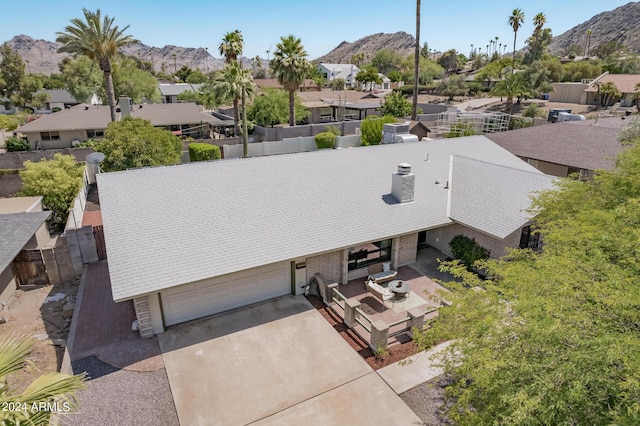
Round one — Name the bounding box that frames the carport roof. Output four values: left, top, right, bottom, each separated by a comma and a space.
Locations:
98, 136, 554, 302
0, 212, 50, 274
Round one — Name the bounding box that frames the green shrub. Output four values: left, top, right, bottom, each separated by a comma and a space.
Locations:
324, 125, 341, 136
0, 114, 20, 131
5, 136, 30, 152
52, 107, 62, 113
444, 121, 476, 138
315, 131, 336, 149
449, 234, 490, 269
188, 143, 221, 162
360, 115, 397, 146
509, 116, 533, 130
522, 103, 545, 118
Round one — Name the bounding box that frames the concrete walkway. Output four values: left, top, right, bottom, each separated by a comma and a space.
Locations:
159, 296, 422, 425
454, 97, 502, 111
377, 342, 451, 394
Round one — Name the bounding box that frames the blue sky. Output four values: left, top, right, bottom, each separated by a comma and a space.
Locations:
0, 0, 632, 60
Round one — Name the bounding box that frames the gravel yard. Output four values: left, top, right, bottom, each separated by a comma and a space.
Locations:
400, 375, 453, 425
64, 357, 178, 426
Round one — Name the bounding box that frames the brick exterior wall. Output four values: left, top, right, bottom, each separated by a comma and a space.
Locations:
133, 296, 154, 339
425, 223, 523, 259
306, 250, 345, 284
394, 233, 419, 267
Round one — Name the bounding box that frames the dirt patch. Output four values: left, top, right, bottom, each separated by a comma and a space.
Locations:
486, 99, 594, 116
1, 278, 80, 392
305, 295, 416, 370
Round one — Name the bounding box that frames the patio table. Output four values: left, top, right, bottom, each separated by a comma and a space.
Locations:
388, 280, 411, 301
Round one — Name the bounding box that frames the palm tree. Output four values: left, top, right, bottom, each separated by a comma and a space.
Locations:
218, 30, 244, 135
508, 8, 525, 71
412, 0, 421, 120
56, 8, 137, 122
214, 62, 255, 157
585, 29, 593, 58
271, 35, 310, 126
491, 72, 530, 113
0, 335, 86, 424
533, 12, 547, 61
219, 30, 243, 64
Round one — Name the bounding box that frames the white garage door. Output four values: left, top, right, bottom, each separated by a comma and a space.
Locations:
162, 261, 291, 326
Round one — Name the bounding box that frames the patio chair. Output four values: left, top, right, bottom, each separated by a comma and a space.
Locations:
366, 278, 394, 307
367, 263, 397, 285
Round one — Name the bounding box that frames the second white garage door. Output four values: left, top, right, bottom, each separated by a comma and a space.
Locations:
161, 261, 291, 326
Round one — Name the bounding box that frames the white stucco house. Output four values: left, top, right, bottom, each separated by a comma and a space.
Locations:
317, 63, 360, 88
97, 136, 555, 337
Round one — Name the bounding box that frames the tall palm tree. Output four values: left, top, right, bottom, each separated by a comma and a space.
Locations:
271, 35, 310, 127
533, 12, 546, 61
218, 30, 244, 135
56, 8, 137, 122
214, 63, 255, 157
412, 0, 421, 120
0, 335, 86, 424
508, 8, 525, 71
585, 29, 593, 58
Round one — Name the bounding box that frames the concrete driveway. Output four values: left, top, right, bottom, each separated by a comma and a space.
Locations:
159, 296, 422, 425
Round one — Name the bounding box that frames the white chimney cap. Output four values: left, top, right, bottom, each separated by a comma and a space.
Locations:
397, 163, 412, 174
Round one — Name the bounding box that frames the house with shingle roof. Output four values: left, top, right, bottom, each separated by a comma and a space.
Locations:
486, 118, 623, 178
14, 99, 222, 150
0, 197, 51, 304
550, 72, 640, 107
317, 63, 360, 88
97, 136, 555, 337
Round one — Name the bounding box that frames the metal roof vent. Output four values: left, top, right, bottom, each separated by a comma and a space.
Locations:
391, 163, 415, 203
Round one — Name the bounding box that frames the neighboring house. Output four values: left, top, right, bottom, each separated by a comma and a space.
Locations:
296, 90, 385, 124
0, 197, 51, 304
158, 83, 203, 103
15, 99, 217, 149
486, 118, 624, 178
34, 89, 81, 113
97, 136, 555, 337
317, 63, 360, 88
551, 72, 640, 107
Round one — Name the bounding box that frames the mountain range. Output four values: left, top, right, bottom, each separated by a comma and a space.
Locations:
2, 2, 640, 75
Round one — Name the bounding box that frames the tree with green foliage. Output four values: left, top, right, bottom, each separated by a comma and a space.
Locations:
420, 42, 430, 59
508, 8, 525, 70
57, 8, 138, 122
271, 35, 310, 127
593, 40, 625, 60
5, 136, 30, 152
0, 334, 86, 425
95, 117, 182, 171
474, 58, 512, 87
174, 65, 206, 84
0, 114, 20, 132
603, 55, 640, 75
329, 78, 346, 91
177, 90, 200, 103
521, 61, 554, 98
20, 154, 85, 231
387, 70, 402, 82
371, 48, 404, 75
215, 62, 255, 157
525, 12, 547, 63
563, 43, 585, 58
0, 43, 25, 98
218, 30, 244, 136
60, 56, 103, 103
111, 57, 160, 103
448, 234, 489, 269
438, 49, 464, 75
436, 75, 469, 100
561, 60, 602, 82
522, 102, 546, 118
380, 91, 413, 118
597, 81, 622, 107
247, 88, 308, 127
360, 115, 396, 146
356, 65, 382, 91
416, 136, 640, 425
350, 52, 365, 67
491, 72, 530, 113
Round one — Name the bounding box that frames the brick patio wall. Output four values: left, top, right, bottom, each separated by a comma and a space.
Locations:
425, 223, 522, 259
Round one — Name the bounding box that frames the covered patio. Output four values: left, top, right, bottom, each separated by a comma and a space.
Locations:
320, 247, 453, 348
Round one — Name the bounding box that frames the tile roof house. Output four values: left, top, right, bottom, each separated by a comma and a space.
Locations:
0, 197, 51, 304
97, 136, 555, 337
15, 100, 216, 149
486, 118, 623, 178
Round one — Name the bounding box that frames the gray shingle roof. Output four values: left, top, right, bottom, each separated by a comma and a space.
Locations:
448, 156, 556, 239
16, 103, 215, 133
97, 136, 549, 302
486, 121, 622, 171
0, 212, 50, 274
